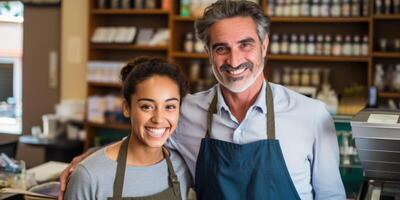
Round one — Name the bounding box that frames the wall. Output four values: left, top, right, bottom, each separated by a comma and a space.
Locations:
61, 0, 88, 100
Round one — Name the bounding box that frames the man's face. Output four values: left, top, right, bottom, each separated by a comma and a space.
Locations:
207, 16, 268, 93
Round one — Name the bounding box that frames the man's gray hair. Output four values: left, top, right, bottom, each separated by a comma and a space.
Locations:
195, 0, 270, 48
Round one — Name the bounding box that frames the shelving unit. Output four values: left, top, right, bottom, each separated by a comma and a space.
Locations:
85, 0, 400, 149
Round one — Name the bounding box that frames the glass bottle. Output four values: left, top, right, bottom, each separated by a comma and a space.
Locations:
289, 34, 299, 55
180, 0, 191, 17
307, 34, 316, 55
311, 68, 321, 86
343, 35, 353, 56
271, 34, 280, 54
184, 33, 194, 52
392, 64, 400, 91
272, 69, 282, 84
301, 68, 311, 86
342, 0, 351, 16
189, 61, 201, 81
374, 63, 385, 91
331, 0, 342, 16
394, 0, 400, 13
361, 35, 369, 56
284, 0, 292, 16
316, 34, 324, 55
282, 67, 291, 85
311, 0, 320, 16
291, 0, 301, 16
276, 1, 284, 16
267, 0, 276, 16
301, 0, 311, 16
299, 34, 307, 54
194, 38, 204, 53
332, 35, 343, 56
320, 0, 330, 16
362, 0, 369, 16
352, 35, 361, 56
375, 0, 382, 14
281, 34, 289, 54
324, 35, 332, 56
384, 0, 391, 14
291, 68, 301, 86
352, 0, 361, 16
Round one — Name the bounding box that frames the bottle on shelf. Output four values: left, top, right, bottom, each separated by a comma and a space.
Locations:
184, 32, 194, 53
324, 35, 332, 56
331, 0, 342, 16
343, 35, 353, 56
180, 0, 191, 16
392, 64, 400, 91
316, 34, 324, 55
307, 34, 316, 55
299, 34, 307, 54
332, 35, 343, 56
289, 34, 299, 55
361, 35, 369, 56
352, 35, 361, 56
374, 63, 385, 91
270, 34, 280, 54
280, 34, 289, 54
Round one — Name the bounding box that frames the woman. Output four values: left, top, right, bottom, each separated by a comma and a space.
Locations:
64, 57, 192, 199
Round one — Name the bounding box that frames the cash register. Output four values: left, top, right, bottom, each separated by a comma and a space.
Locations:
351, 109, 400, 200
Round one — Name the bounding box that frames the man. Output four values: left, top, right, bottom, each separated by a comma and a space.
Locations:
59, 1, 345, 199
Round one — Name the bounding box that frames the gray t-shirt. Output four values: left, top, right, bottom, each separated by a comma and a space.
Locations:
64, 147, 193, 200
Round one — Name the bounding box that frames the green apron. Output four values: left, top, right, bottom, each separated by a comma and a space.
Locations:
109, 135, 181, 200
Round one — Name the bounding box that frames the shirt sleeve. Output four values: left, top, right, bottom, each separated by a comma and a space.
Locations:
311, 105, 346, 200
64, 165, 96, 199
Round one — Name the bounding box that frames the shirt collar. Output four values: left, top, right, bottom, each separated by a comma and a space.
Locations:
216, 80, 267, 115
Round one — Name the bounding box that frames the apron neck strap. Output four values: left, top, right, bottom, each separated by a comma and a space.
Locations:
112, 135, 181, 199
206, 81, 275, 139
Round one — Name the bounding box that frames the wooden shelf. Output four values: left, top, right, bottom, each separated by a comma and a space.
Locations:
172, 16, 197, 21
86, 122, 131, 131
88, 81, 122, 88
267, 54, 370, 62
91, 44, 168, 51
91, 9, 169, 15
378, 92, 400, 98
373, 52, 400, 58
373, 15, 400, 20
270, 17, 370, 23
171, 51, 208, 59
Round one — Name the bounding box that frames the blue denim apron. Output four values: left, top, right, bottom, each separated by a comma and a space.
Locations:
195, 81, 301, 200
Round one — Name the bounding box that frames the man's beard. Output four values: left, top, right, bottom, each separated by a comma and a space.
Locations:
212, 59, 264, 93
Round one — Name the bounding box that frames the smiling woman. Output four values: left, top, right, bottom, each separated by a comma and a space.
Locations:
64, 57, 193, 200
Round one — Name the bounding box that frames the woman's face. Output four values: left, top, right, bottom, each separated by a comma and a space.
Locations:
124, 75, 180, 149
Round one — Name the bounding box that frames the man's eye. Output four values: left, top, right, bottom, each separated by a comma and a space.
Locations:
240, 42, 253, 50
215, 46, 228, 54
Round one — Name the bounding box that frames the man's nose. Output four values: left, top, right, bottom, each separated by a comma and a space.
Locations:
226, 48, 242, 67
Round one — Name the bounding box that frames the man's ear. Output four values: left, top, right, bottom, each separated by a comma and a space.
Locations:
262, 35, 269, 57
122, 100, 130, 117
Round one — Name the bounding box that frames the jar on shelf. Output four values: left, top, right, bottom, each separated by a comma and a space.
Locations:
307, 34, 316, 55
311, 0, 320, 16
374, 63, 385, 91
289, 34, 299, 55
394, 38, 400, 52
272, 69, 282, 84
323, 35, 332, 56
291, 0, 301, 16
351, 0, 361, 16
331, 0, 341, 16
361, 35, 369, 56
378, 38, 388, 52
284, 0, 292, 16
332, 35, 343, 56
194, 38, 204, 53
352, 35, 361, 56
311, 68, 321, 86
301, 0, 311, 16
267, 0, 275, 15
301, 68, 311, 86
342, 35, 353, 56
362, 0, 369, 16
282, 67, 291, 85
316, 34, 324, 55
189, 61, 201, 81
270, 34, 280, 54
375, 0, 383, 14
320, 0, 330, 16
280, 34, 289, 54
341, 0, 351, 16
299, 34, 307, 54
392, 64, 400, 91
184, 33, 194, 52
291, 68, 301, 86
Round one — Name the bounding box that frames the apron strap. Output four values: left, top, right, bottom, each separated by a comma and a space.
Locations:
206, 81, 276, 139
163, 148, 182, 197
265, 81, 275, 140
112, 135, 130, 200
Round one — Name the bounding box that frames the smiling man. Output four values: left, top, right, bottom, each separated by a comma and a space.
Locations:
59, 1, 346, 200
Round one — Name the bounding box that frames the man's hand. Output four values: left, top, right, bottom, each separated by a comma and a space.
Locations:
58, 149, 96, 200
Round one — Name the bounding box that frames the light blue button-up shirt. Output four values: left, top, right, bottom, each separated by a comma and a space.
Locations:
167, 81, 346, 200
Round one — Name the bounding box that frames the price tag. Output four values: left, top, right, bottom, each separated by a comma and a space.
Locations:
367, 114, 399, 124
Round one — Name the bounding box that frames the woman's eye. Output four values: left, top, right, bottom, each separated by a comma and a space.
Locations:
165, 105, 177, 110
140, 105, 153, 111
